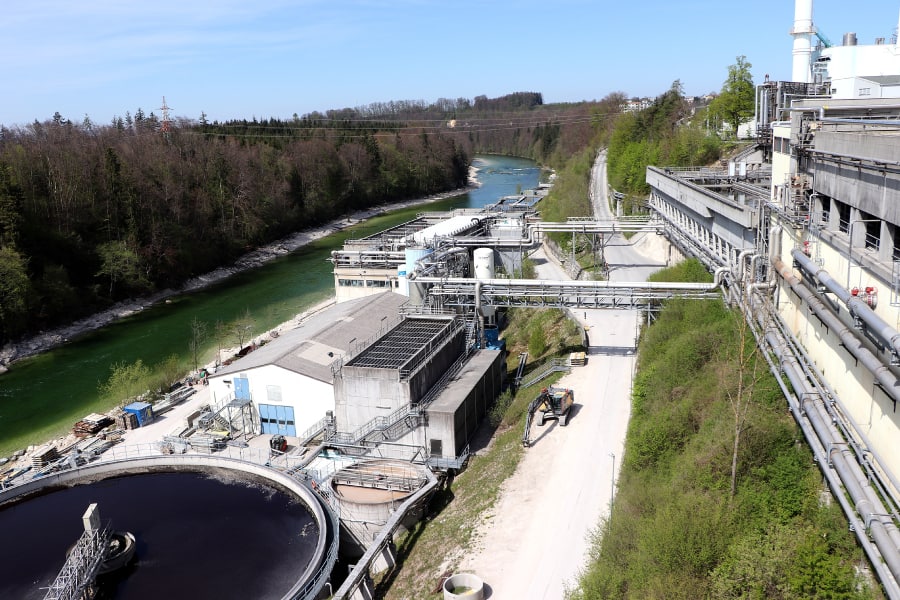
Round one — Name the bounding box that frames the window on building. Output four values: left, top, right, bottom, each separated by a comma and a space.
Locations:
430, 439, 443, 456
817, 195, 831, 226
266, 385, 282, 402
859, 87, 871, 96
860, 211, 880, 251
338, 278, 365, 287
837, 201, 851, 234
366, 280, 388, 288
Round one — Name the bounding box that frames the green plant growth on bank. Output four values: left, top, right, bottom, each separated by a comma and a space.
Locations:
606, 80, 723, 203
568, 262, 878, 600
539, 145, 606, 273
376, 308, 584, 599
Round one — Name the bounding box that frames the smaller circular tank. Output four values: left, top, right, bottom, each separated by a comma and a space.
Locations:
443, 573, 485, 599
330, 459, 429, 558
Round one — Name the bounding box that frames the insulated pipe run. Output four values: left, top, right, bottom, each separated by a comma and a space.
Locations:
761, 325, 897, 598
774, 259, 900, 491
408, 247, 469, 279
763, 325, 900, 598
791, 249, 900, 357
736, 249, 755, 284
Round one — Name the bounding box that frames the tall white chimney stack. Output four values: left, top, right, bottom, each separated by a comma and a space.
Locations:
791, 0, 815, 82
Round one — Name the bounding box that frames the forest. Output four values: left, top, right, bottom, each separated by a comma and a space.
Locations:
0, 92, 612, 346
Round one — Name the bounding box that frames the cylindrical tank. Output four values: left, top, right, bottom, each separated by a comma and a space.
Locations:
473, 248, 496, 321
843, 32, 857, 46
443, 573, 485, 599
330, 459, 429, 560
473, 248, 495, 280
404, 247, 433, 302
0, 455, 336, 600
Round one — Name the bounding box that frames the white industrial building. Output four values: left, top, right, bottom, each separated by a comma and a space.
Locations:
207, 292, 409, 438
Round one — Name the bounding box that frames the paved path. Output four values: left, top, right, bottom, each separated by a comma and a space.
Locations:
458, 150, 666, 598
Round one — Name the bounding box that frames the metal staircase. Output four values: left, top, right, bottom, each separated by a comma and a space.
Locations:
519, 358, 572, 389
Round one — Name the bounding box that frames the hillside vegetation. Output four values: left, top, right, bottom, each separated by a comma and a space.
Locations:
569, 260, 877, 599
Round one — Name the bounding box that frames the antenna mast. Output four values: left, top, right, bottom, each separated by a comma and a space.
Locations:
159, 96, 172, 137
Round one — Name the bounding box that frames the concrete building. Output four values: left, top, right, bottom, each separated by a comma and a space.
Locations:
207, 292, 409, 438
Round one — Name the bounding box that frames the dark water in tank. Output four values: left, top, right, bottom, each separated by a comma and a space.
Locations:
0, 470, 319, 600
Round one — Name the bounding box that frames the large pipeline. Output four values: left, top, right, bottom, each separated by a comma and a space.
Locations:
791, 249, 900, 359
775, 259, 900, 405
762, 319, 900, 597
752, 285, 900, 596
773, 259, 900, 498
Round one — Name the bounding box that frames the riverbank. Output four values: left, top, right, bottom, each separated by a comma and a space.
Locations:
0, 173, 480, 370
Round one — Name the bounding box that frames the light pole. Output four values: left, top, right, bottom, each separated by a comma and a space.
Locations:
609, 452, 616, 513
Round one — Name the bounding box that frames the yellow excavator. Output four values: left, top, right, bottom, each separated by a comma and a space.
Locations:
522, 386, 575, 447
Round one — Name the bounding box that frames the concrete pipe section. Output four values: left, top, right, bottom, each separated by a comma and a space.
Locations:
0, 455, 338, 600
443, 573, 485, 599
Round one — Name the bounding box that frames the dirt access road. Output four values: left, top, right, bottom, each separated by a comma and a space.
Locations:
458, 151, 668, 598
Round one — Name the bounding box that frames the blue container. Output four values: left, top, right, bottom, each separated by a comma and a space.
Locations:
484, 326, 500, 347
123, 401, 154, 427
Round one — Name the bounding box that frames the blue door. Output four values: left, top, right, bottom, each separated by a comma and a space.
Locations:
234, 377, 251, 401
259, 404, 296, 436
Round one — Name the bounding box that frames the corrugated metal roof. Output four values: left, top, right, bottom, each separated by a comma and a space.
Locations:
211, 292, 408, 383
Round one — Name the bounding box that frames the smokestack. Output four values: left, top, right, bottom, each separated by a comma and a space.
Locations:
791, 0, 814, 82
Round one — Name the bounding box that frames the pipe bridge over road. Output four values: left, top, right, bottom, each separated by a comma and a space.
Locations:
413, 277, 721, 309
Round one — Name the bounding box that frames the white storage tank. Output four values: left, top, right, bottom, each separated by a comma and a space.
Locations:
473, 248, 496, 321
473, 248, 495, 280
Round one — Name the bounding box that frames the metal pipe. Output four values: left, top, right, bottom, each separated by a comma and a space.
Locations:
791, 248, 900, 356
774, 258, 900, 515
775, 258, 900, 414
736, 249, 755, 284
758, 325, 894, 598
763, 325, 900, 598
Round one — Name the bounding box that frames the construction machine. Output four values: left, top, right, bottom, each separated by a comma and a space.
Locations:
522, 386, 575, 447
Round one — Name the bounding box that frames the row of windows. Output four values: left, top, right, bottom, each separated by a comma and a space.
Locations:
338, 278, 396, 288
816, 194, 899, 258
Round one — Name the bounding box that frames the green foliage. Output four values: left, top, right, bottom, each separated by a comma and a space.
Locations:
527, 325, 548, 358
99, 359, 152, 404
153, 354, 184, 394
0, 245, 31, 339
647, 257, 714, 283
569, 286, 876, 600
96, 239, 149, 296
709, 56, 756, 138
606, 81, 723, 197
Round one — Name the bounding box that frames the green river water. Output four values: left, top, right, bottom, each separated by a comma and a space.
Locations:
0, 155, 540, 457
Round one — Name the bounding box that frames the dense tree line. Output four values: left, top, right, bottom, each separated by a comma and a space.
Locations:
0, 91, 614, 346
607, 80, 724, 197
0, 111, 470, 344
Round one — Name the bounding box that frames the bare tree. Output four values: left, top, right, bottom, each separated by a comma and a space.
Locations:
721, 310, 766, 498
228, 309, 255, 351
188, 317, 207, 372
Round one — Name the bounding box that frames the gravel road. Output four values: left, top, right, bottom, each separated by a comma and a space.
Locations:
458, 151, 669, 599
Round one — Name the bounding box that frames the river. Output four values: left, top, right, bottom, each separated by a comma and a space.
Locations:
0, 155, 541, 457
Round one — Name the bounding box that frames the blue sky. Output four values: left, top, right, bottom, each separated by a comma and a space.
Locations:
2, 0, 899, 127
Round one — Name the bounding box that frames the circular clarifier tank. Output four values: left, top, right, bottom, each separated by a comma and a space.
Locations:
0, 456, 335, 600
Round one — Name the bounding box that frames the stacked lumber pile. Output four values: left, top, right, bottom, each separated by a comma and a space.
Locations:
31, 444, 59, 468
73, 413, 113, 437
